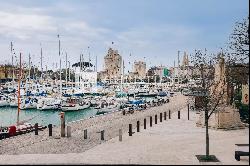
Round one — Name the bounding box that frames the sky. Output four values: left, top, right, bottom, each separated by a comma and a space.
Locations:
0, 0, 248, 73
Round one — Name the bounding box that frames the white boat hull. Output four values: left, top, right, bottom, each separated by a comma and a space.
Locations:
0, 101, 10, 107
78, 102, 90, 110
61, 105, 79, 111
20, 103, 37, 110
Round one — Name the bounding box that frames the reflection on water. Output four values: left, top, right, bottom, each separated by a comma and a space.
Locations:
0, 107, 98, 127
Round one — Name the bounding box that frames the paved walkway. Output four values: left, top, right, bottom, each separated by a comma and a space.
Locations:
0, 108, 249, 165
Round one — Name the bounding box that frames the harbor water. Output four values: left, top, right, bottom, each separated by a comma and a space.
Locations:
0, 107, 98, 127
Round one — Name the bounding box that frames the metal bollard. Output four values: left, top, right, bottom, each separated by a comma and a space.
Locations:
144, 119, 146, 129
137, 121, 140, 132
178, 111, 180, 119
150, 116, 152, 127
34, 123, 38, 135
101, 130, 104, 140
160, 113, 162, 122
48, 124, 52, 136
67, 126, 71, 137
84, 129, 87, 139
164, 112, 166, 120
123, 110, 125, 115
169, 110, 171, 119
155, 114, 157, 124
60, 112, 65, 137
188, 104, 190, 120
129, 124, 133, 136
119, 129, 122, 141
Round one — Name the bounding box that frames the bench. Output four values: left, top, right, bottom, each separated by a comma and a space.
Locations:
235, 144, 249, 161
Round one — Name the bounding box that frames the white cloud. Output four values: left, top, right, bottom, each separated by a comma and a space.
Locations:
117, 24, 200, 47
64, 21, 111, 40
0, 11, 56, 40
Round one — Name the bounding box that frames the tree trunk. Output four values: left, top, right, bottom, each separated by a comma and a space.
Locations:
205, 109, 209, 157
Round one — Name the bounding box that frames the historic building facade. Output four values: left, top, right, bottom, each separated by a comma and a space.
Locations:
98, 48, 122, 82
133, 61, 146, 79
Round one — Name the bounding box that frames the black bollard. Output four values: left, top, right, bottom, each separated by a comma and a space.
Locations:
123, 110, 125, 115
164, 112, 166, 120
48, 124, 52, 136
35, 123, 38, 135
84, 129, 87, 139
101, 130, 104, 140
169, 110, 171, 119
188, 104, 190, 120
129, 124, 133, 136
178, 111, 180, 119
160, 113, 162, 122
137, 121, 140, 132
144, 119, 146, 129
150, 116, 152, 127
155, 115, 157, 124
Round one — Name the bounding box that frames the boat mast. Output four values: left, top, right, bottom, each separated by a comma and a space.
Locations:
65, 52, 67, 88
173, 60, 175, 87
17, 53, 22, 125
46, 65, 47, 80
95, 55, 97, 72
11, 42, 14, 85
29, 53, 31, 81
68, 61, 71, 88
58, 34, 62, 97
177, 50, 180, 85
88, 46, 90, 71
40, 43, 43, 80
79, 54, 82, 89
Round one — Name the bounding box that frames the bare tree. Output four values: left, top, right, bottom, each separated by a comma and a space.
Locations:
228, 17, 249, 63
191, 49, 228, 160
224, 17, 249, 105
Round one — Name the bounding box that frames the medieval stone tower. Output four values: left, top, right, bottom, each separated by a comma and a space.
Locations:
182, 51, 189, 67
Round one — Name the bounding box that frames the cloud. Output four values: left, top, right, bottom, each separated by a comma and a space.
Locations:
64, 21, 111, 39
117, 24, 200, 47
0, 11, 56, 40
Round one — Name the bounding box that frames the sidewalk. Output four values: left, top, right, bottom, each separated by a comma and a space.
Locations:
0, 108, 248, 165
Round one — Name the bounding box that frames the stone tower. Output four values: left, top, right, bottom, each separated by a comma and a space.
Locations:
133, 61, 146, 79
182, 51, 189, 67
104, 48, 122, 79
